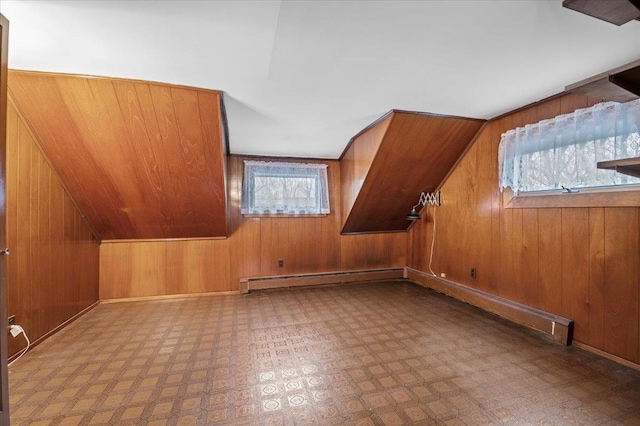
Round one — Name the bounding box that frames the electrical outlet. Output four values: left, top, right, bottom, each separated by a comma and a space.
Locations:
470, 268, 477, 279
278, 259, 284, 268
7, 315, 15, 326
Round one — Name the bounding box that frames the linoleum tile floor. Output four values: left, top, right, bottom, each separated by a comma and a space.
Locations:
7, 281, 640, 425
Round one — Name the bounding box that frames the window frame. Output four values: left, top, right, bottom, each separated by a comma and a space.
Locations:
499, 99, 640, 208
241, 160, 330, 217
502, 185, 640, 209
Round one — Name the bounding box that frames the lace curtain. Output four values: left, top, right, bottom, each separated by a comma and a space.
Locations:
499, 99, 640, 193
241, 160, 330, 215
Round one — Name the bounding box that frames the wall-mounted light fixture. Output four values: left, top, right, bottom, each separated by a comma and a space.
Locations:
406, 191, 441, 221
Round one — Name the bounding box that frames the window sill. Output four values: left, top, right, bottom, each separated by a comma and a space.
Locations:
242, 213, 329, 218
503, 186, 640, 208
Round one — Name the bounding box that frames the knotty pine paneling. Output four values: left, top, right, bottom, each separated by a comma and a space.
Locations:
8, 70, 228, 240
5, 101, 99, 358
100, 156, 407, 299
408, 93, 640, 364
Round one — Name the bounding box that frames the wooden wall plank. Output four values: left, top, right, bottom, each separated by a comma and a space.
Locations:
40, 160, 52, 334
588, 207, 606, 349
538, 208, 563, 314
62, 196, 75, 319
10, 73, 108, 235
521, 208, 539, 308
487, 122, 502, 296
163, 242, 184, 296
29, 131, 42, 338
49, 174, 65, 329
99, 240, 132, 300
604, 207, 639, 362
131, 243, 159, 297
511, 208, 525, 303
7, 104, 30, 357
112, 80, 171, 236
5, 101, 100, 359
475, 132, 495, 293
198, 90, 228, 235
9, 71, 228, 240
561, 208, 590, 343
498, 206, 514, 300
340, 116, 391, 228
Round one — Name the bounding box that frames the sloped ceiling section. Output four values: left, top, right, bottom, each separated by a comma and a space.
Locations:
341, 111, 485, 234
9, 70, 228, 240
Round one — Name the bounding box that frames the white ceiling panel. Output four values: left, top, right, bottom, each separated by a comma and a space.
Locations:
2, 0, 640, 158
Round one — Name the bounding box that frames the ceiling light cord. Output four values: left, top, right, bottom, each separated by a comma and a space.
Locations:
8, 324, 30, 367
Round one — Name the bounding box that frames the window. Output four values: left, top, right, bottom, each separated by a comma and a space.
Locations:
499, 99, 640, 194
241, 160, 330, 215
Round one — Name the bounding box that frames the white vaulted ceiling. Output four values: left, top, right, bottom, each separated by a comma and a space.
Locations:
2, 0, 640, 159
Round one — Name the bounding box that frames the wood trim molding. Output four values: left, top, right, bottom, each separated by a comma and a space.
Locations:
338, 109, 485, 161
219, 92, 230, 156
338, 110, 394, 160
7, 301, 100, 363
0, 13, 9, 424
100, 291, 240, 304
405, 267, 574, 345
391, 109, 485, 123
242, 214, 328, 219
240, 268, 405, 293
490, 92, 567, 122
572, 341, 640, 372
228, 153, 335, 162
101, 236, 228, 244
340, 229, 407, 236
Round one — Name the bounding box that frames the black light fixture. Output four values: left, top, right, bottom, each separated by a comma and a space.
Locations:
406, 191, 441, 221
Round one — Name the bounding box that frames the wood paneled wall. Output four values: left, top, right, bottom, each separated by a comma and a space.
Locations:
5, 100, 100, 358
341, 111, 484, 234
9, 71, 228, 240
340, 116, 391, 228
100, 156, 407, 299
408, 93, 640, 364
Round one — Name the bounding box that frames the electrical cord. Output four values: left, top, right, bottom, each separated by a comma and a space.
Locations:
8, 324, 30, 367
428, 204, 437, 277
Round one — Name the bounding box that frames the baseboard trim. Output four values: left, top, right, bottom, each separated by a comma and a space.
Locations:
101, 290, 240, 304
8, 300, 100, 362
240, 268, 405, 293
572, 341, 640, 372
405, 267, 574, 345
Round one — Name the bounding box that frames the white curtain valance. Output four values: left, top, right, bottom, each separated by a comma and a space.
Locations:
241, 160, 330, 215
498, 99, 640, 193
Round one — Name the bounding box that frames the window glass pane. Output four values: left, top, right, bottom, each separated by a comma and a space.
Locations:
241, 161, 330, 215
254, 176, 318, 212
499, 99, 640, 193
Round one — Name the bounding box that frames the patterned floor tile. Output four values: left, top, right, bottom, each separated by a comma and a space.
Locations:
7, 281, 640, 425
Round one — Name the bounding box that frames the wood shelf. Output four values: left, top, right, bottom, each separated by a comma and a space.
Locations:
597, 156, 640, 178
563, 0, 640, 26
566, 59, 640, 102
